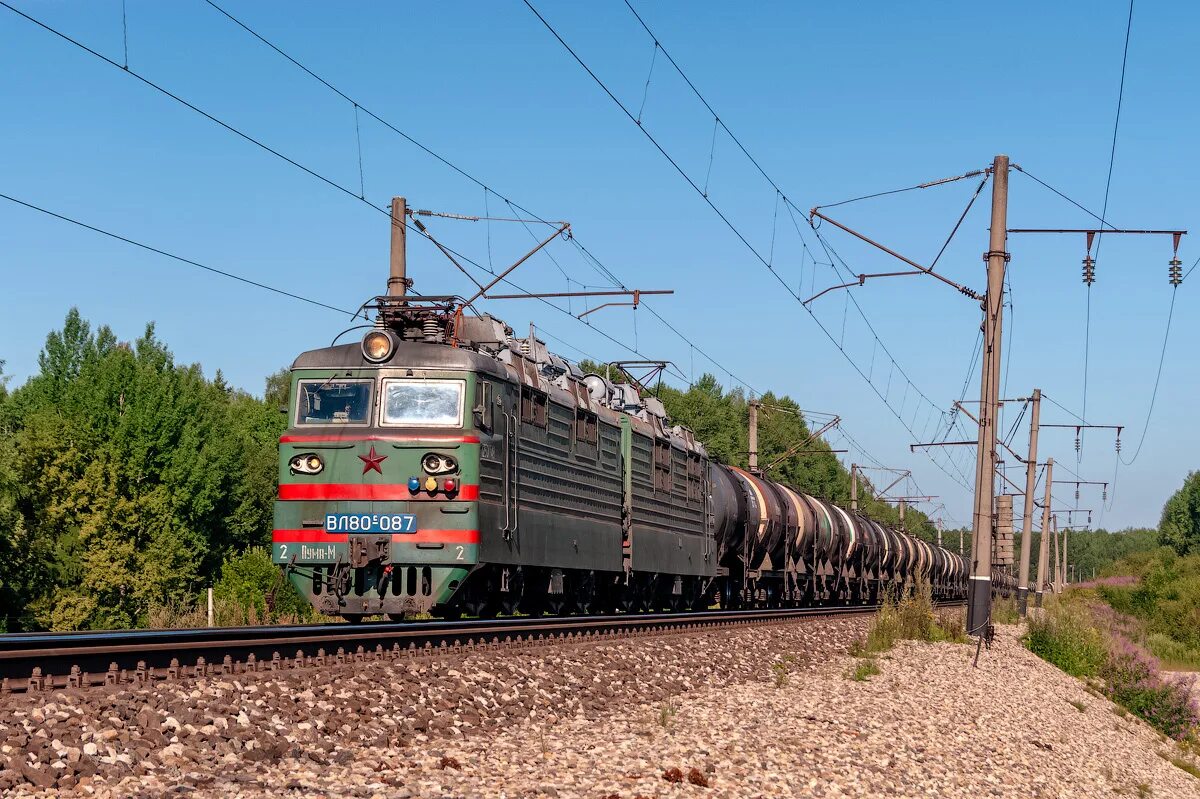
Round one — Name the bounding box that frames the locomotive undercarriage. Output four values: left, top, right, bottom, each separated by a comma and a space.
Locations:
416, 559, 964, 620
447, 564, 710, 618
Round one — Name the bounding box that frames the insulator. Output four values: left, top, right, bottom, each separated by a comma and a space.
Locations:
1115, 436, 1121, 453
1082, 256, 1096, 285
1169, 257, 1183, 287
1075, 487, 1080, 501
1102, 488, 1108, 501
422, 318, 441, 343
1074, 435, 1081, 453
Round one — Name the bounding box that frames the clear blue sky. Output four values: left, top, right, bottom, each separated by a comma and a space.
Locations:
2, 1, 1195, 531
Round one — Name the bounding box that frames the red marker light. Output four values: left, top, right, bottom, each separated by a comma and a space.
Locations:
443, 478, 457, 493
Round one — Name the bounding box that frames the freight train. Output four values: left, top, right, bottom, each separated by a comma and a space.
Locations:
272, 296, 969, 621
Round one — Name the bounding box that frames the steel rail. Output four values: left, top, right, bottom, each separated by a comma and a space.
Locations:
0, 602, 964, 695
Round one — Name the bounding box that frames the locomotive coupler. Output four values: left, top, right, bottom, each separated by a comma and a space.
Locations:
349, 535, 390, 568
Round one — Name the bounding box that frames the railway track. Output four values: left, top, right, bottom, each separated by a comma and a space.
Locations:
0, 602, 964, 695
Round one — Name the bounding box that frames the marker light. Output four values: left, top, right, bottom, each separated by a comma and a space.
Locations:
361, 330, 395, 363
424, 476, 438, 493
442, 478, 457, 493
408, 477, 421, 493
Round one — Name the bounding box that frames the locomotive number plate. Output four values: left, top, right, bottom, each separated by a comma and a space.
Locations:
325, 513, 417, 534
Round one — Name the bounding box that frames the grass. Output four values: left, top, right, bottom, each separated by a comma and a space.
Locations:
1068, 699, 1087, 713
1158, 751, 1200, 780
772, 654, 796, 688
844, 580, 967, 682
859, 579, 967, 656
1146, 632, 1200, 671
1023, 598, 1109, 678
850, 658, 880, 681
991, 595, 1021, 625
657, 700, 678, 729
144, 596, 317, 628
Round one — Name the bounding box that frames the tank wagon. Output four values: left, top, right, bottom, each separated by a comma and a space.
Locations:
273, 297, 967, 620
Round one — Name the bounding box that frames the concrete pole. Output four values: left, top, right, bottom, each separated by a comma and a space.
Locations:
937, 517, 943, 549
967, 154, 1009, 638
850, 464, 858, 512
388, 196, 408, 297
1060, 525, 1069, 591
207, 587, 214, 628
1051, 515, 1061, 594
1017, 389, 1041, 616
748, 400, 760, 474
1035, 459, 1054, 607
899, 499, 906, 532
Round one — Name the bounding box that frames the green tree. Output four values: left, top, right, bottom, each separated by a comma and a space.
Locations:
1160, 471, 1200, 556
1, 310, 286, 630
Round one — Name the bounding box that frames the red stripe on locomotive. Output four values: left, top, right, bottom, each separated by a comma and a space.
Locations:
278, 484, 479, 501
272, 529, 481, 544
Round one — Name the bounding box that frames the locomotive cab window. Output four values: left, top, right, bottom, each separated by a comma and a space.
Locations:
520, 385, 548, 428
380, 379, 464, 427
296, 379, 372, 426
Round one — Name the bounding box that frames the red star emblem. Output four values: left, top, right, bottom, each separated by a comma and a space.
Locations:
358, 445, 387, 474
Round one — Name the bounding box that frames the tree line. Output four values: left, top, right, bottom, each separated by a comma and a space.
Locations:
0, 310, 289, 631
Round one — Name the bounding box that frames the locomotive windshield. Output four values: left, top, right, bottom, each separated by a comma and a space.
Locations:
381, 379, 464, 427
295, 379, 372, 425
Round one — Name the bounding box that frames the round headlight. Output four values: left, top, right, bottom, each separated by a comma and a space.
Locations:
422, 453, 457, 475
362, 330, 394, 362
289, 453, 323, 475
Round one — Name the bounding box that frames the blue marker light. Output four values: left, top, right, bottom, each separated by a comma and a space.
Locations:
407, 476, 421, 493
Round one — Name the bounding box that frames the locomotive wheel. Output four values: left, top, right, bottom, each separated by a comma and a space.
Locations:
461, 569, 500, 618
498, 568, 525, 616
571, 571, 597, 615
343, 614, 366, 624
634, 574, 658, 613
518, 571, 547, 618
545, 585, 566, 617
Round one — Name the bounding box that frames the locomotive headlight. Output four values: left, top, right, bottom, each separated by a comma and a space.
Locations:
421, 453, 458, 475
289, 453, 324, 475
361, 330, 395, 363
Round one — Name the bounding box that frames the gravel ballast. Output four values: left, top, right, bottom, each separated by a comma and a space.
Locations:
3, 617, 1198, 798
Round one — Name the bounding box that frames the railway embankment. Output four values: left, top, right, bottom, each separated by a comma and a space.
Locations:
3, 615, 1198, 798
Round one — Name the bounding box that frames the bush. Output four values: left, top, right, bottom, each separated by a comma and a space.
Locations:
1024, 599, 1109, 678
1103, 643, 1200, 741
143, 547, 312, 628
211, 547, 311, 624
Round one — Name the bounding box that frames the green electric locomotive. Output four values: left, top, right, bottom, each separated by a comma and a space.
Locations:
273, 296, 713, 620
